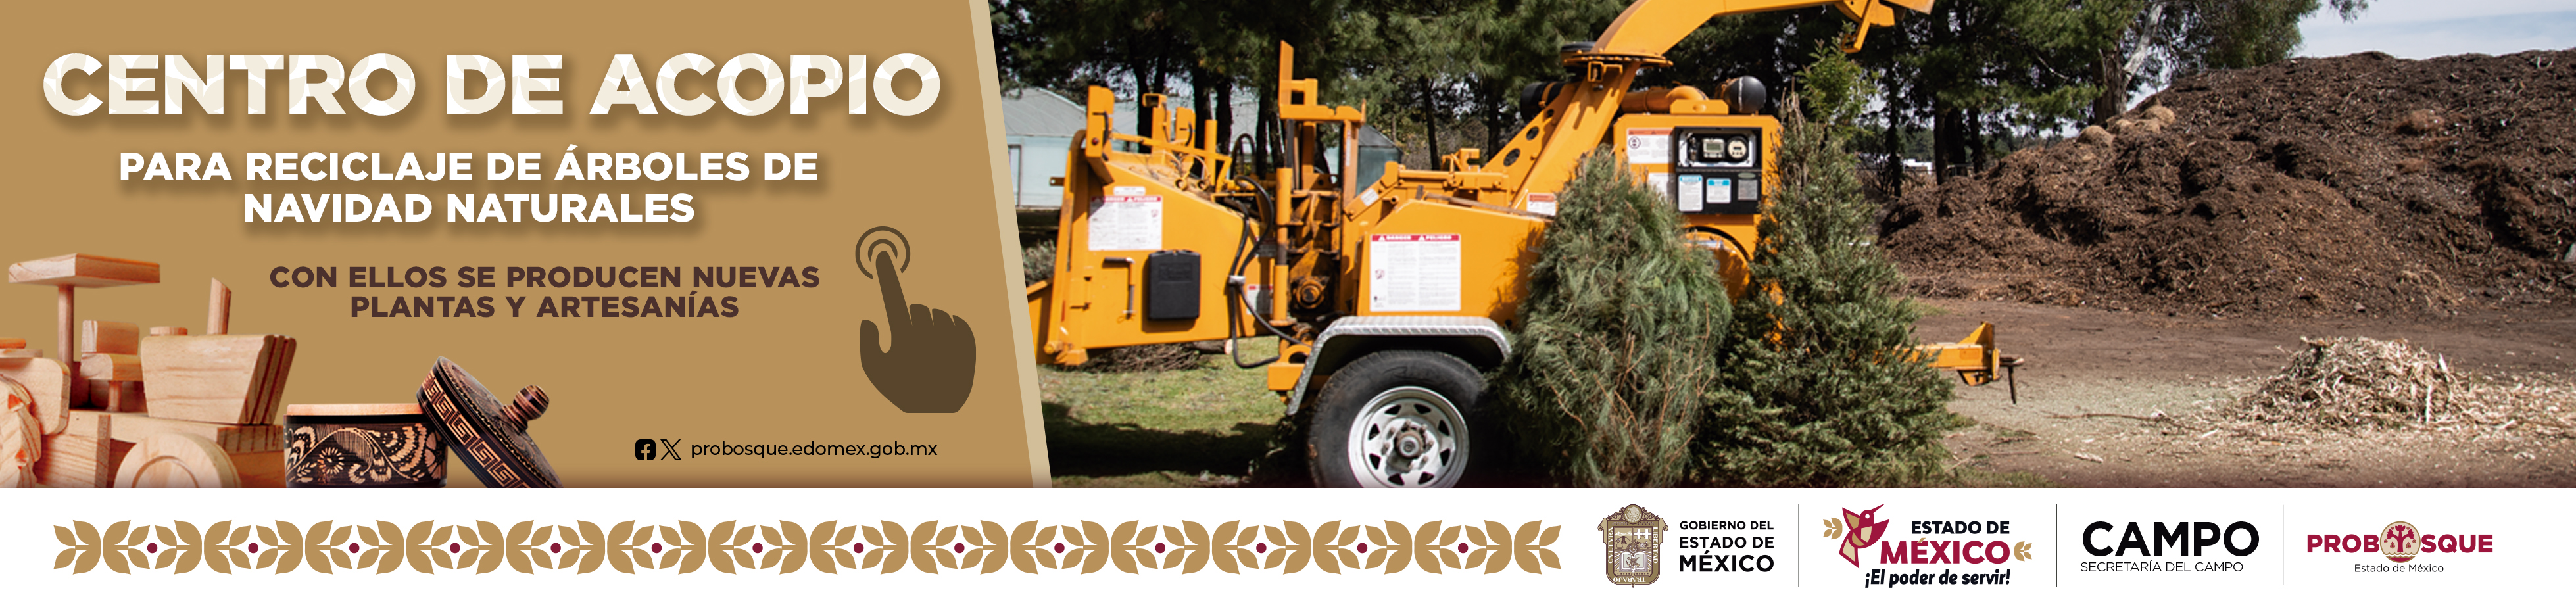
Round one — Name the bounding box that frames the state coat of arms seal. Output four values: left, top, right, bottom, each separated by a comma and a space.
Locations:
1598, 504, 1667, 585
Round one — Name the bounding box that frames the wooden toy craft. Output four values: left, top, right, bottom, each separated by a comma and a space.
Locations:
142, 277, 294, 425
1, 377, 39, 487
89, 410, 285, 489
8, 254, 160, 408
140, 334, 296, 425
112, 432, 241, 488
5, 258, 300, 489
34, 408, 114, 487
0, 358, 69, 436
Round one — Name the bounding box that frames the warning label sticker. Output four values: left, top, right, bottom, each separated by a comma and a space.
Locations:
1678, 174, 1705, 212
1087, 195, 1162, 251
1368, 234, 1462, 312
1526, 192, 1558, 216
1625, 128, 1672, 165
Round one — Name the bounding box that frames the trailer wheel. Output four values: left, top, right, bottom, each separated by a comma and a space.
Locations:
1307, 350, 1481, 488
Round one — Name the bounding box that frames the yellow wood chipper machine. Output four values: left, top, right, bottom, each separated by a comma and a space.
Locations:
1025, 0, 2008, 487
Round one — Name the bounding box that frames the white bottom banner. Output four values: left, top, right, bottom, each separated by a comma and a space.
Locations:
1, 488, 2556, 600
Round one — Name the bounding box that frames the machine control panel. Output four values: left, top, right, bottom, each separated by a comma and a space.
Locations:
1671, 127, 1762, 215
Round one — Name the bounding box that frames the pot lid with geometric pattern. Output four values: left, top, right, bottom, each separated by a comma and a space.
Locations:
416, 357, 559, 488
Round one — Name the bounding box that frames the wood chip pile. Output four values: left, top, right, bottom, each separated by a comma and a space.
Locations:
2225, 337, 2574, 436
1884, 50, 2576, 318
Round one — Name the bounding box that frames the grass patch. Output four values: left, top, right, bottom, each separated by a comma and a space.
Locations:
1040, 350, 1280, 487
1933, 418, 2060, 487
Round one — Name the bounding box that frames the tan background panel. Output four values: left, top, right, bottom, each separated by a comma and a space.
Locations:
0, 0, 1044, 486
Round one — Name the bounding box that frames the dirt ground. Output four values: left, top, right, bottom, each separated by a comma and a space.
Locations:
1916, 296, 2576, 487
1038, 296, 2576, 488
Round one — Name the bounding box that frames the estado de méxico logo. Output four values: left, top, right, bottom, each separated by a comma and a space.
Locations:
1823, 504, 2031, 588
1598, 504, 1666, 586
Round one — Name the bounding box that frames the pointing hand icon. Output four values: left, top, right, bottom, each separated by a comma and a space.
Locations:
858, 230, 976, 413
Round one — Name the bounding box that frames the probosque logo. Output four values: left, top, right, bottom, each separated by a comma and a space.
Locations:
1598, 504, 1667, 586
2307, 521, 2494, 572
1823, 504, 2031, 588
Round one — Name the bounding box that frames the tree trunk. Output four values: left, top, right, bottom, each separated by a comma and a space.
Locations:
1966, 118, 1990, 173
1216, 78, 1235, 155
2101, 3, 2166, 124
1421, 75, 1438, 164
1932, 106, 1962, 183
1193, 66, 1213, 142
1130, 54, 1152, 136
1881, 95, 1905, 199
1925, 0, 1962, 183
1257, 76, 1278, 172
2092, 49, 2129, 125
1144, 34, 1168, 96
1479, 75, 1504, 157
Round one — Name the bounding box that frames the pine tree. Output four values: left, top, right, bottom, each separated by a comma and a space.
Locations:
1697, 50, 1958, 487
1490, 152, 1745, 488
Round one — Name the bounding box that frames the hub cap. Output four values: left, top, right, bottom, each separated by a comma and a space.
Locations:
1344, 386, 1467, 487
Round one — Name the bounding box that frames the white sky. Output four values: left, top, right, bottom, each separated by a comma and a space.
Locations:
2297, 0, 2576, 59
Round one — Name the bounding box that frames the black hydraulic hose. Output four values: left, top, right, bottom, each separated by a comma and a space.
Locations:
1232, 133, 1260, 174
1234, 176, 1276, 232
1223, 176, 1307, 366
1225, 216, 1280, 368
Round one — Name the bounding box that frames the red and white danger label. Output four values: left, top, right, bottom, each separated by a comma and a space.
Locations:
1367, 233, 1462, 312
1086, 195, 1161, 251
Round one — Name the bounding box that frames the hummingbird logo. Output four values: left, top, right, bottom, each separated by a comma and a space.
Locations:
1822, 505, 1891, 567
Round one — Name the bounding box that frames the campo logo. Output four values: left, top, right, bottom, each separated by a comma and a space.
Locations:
2072, 521, 2260, 575
1597, 504, 1668, 586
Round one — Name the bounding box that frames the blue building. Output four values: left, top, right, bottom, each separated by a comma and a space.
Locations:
1002, 88, 1399, 210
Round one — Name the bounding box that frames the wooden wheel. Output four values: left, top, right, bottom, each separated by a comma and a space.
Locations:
114, 433, 241, 488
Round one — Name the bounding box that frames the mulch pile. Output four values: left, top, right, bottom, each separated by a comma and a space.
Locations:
2234, 337, 2462, 428
2191, 337, 2576, 441
1884, 50, 2576, 318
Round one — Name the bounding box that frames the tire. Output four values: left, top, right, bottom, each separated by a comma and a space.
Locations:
1306, 350, 1484, 487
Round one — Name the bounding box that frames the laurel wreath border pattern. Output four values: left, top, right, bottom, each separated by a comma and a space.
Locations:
51, 519, 1563, 576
